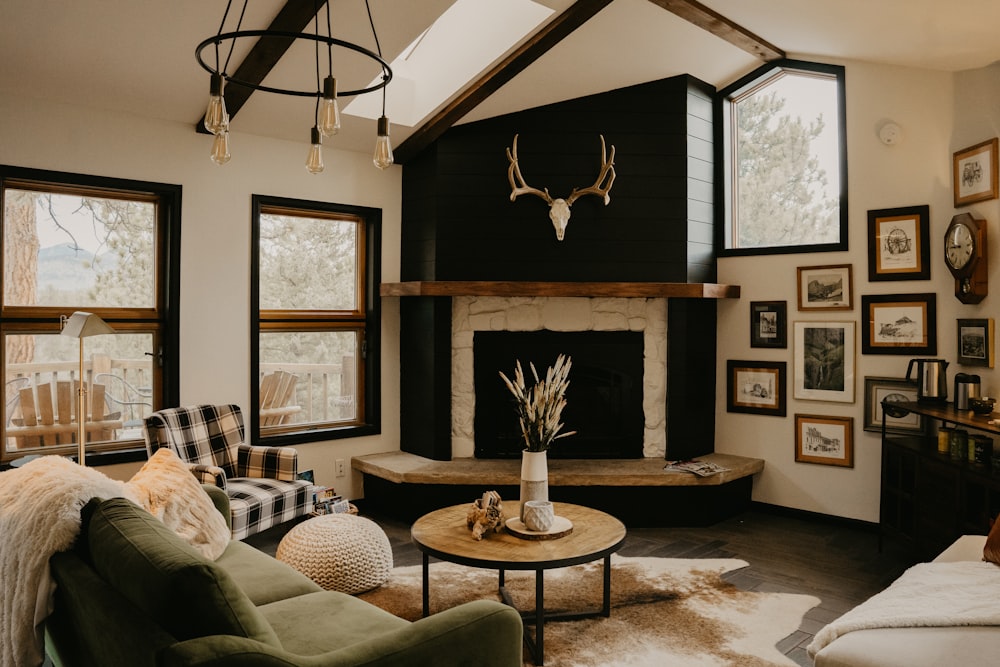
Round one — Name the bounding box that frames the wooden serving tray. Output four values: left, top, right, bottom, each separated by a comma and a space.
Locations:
505, 515, 574, 540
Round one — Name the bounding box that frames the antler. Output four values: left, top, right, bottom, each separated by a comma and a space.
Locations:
565, 135, 616, 206
506, 134, 553, 204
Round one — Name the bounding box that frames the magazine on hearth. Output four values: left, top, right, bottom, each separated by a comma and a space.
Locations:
662, 459, 730, 477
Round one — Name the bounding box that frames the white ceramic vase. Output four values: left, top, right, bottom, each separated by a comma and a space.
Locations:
520, 449, 549, 523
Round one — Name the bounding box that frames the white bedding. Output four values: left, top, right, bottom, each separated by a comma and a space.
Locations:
808, 560, 1000, 659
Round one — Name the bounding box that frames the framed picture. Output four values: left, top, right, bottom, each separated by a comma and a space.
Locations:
726, 360, 787, 416
793, 321, 856, 403
797, 264, 853, 311
954, 138, 999, 207
861, 293, 937, 355
750, 301, 787, 348
867, 205, 930, 281
794, 414, 854, 467
957, 318, 995, 368
862, 377, 923, 435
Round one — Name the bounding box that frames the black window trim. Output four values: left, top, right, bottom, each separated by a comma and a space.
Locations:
0, 164, 181, 466
714, 59, 848, 257
250, 193, 381, 446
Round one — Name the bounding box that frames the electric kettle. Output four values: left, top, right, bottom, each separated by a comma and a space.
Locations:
905, 358, 949, 402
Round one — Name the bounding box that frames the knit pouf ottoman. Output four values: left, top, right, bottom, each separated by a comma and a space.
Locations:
276, 513, 393, 594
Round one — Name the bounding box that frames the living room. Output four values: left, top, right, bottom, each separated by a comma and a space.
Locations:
3, 1, 1000, 665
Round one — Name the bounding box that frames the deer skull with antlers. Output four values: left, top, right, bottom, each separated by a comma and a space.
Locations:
506, 134, 616, 241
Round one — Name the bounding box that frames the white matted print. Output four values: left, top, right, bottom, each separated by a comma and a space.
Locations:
794, 321, 856, 403
795, 414, 854, 467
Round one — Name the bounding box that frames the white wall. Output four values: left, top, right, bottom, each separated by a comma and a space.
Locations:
716, 59, 974, 522
0, 95, 402, 498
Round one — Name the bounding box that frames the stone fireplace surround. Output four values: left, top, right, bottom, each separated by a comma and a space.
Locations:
450, 296, 667, 459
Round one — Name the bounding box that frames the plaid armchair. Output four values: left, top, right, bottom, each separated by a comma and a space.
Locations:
143, 404, 313, 540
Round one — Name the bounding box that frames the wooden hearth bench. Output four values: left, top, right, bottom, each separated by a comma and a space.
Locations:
353, 452, 764, 527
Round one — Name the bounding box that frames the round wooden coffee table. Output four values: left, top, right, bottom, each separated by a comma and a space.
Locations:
411, 501, 626, 665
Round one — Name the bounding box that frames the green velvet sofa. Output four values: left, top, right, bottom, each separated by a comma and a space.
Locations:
44, 489, 523, 666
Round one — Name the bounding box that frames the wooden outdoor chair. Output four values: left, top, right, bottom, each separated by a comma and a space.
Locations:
258, 370, 302, 427
6, 380, 123, 449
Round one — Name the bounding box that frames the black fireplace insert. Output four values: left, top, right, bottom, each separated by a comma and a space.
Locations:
474, 330, 645, 459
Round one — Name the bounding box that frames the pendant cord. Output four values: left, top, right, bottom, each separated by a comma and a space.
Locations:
364, 0, 387, 116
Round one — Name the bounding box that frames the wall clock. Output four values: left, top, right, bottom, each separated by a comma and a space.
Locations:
944, 212, 988, 304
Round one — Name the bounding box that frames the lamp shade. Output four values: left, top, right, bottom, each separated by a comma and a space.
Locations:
60, 311, 114, 338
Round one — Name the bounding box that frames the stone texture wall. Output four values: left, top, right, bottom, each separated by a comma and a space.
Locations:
451, 296, 667, 458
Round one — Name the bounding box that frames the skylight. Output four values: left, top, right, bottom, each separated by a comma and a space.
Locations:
343, 0, 554, 127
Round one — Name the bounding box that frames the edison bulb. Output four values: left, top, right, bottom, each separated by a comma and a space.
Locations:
210, 131, 231, 165
373, 115, 393, 170
318, 76, 341, 137
203, 73, 229, 135
305, 127, 324, 174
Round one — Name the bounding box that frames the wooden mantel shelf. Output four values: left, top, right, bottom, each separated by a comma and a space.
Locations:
380, 281, 741, 299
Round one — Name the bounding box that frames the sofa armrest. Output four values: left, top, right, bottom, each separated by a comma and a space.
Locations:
159, 600, 522, 667
236, 443, 298, 481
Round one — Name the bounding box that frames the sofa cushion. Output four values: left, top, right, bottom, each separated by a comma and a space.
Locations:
85, 497, 280, 646
258, 590, 409, 655
216, 539, 322, 605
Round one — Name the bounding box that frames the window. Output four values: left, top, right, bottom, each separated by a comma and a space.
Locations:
718, 60, 847, 255
251, 195, 380, 444
0, 165, 180, 464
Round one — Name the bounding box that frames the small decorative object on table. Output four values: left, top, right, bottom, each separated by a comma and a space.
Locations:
969, 396, 996, 415
522, 500, 555, 532
499, 354, 575, 523
466, 490, 505, 541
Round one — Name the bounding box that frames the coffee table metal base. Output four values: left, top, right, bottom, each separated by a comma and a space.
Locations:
421, 552, 613, 665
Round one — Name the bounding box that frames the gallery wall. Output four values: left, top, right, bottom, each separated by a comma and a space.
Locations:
717, 59, 1000, 522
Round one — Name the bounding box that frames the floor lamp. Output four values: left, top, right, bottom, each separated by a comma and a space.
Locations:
60, 311, 114, 466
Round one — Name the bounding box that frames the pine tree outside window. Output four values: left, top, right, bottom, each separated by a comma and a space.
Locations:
718, 60, 848, 256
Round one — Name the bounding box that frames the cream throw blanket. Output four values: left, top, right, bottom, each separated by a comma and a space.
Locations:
0, 456, 136, 667
0, 450, 231, 667
808, 560, 1000, 658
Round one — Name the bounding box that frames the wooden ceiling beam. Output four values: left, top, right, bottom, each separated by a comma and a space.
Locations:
647, 0, 784, 61
196, 0, 328, 134
393, 0, 615, 165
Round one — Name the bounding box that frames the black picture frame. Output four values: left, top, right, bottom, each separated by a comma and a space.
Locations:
726, 360, 787, 417
867, 205, 930, 281
861, 293, 937, 355
750, 301, 787, 348
862, 376, 924, 435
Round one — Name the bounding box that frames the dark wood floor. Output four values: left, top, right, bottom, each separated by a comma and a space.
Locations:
245, 504, 915, 667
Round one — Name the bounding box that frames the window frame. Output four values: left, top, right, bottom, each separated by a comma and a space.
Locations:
0, 164, 181, 465
250, 194, 381, 446
715, 59, 848, 257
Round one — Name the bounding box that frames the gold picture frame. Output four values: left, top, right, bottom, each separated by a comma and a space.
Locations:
794, 414, 854, 467
954, 138, 999, 207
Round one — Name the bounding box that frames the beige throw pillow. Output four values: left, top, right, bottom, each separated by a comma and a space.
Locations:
127, 448, 230, 560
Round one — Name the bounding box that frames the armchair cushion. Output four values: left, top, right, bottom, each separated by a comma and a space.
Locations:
236, 442, 298, 481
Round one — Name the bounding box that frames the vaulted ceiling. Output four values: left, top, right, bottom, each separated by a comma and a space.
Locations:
2, 0, 999, 163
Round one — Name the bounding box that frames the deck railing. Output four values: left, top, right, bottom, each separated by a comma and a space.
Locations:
4, 356, 355, 430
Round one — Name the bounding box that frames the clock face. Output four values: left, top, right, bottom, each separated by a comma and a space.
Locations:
945, 222, 975, 270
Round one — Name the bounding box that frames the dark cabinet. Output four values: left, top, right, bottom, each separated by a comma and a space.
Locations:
880, 402, 1000, 560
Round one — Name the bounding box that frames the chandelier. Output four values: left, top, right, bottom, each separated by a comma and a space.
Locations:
196, 0, 395, 171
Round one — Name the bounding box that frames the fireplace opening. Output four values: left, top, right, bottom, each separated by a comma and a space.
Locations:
474, 330, 645, 459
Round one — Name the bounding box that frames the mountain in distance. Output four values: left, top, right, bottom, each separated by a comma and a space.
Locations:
37, 244, 118, 292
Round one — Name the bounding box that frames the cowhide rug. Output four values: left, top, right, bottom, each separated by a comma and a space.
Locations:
359, 555, 819, 667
